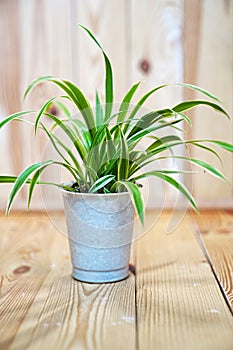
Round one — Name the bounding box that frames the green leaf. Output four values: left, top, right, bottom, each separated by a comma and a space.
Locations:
208, 140, 233, 152
117, 180, 144, 225
95, 91, 104, 127
117, 128, 129, 180
131, 171, 198, 212
176, 83, 222, 102
40, 123, 85, 180
146, 135, 182, 153
117, 82, 141, 123
84, 164, 98, 184
177, 112, 192, 126
43, 113, 87, 159
123, 85, 169, 132
190, 141, 223, 165
24, 75, 95, 138
69, 118, 91, 149
0, 111, 34, 129
28, 161, 56, 208
157, 156, 227, 180
151, 118, 185, 132
89, 124, 107, 150
173, 100, 229, 118
34, 95, 68, 134
6, 160, 54, 214
54, 100, 71, 117
100, 156, 118, 178
127, 135, 183, 176
79, 25, 113, 120
63, 79, 95, 124
186, 158, 226, 180
105, 127, 117, 161
129, 136, 231, 178
89, 175, 115, 193
103, 54, 114, 120
128, 119, 184, 147
0, 176, 23, 183
127, 109, 171, 138
24, 75, 53, 100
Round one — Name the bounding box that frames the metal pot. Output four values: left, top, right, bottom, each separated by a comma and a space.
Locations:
62, 188, 134, 283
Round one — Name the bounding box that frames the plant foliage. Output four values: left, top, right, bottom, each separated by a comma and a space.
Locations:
1, 25, 233, 224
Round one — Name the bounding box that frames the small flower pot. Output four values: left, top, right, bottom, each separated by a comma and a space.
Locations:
61, 189, 134, 283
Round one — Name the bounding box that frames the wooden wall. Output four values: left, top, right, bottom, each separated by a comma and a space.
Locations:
0, 0, 232, 211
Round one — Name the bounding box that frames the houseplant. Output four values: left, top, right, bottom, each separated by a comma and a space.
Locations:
1, 25, 233, 283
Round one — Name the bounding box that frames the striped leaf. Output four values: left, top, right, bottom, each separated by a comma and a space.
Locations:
24, 75, 95, 138
131, 171, 198, 212
117, 129, 129, 181
6, 160, 54, 214
89, 175, 115, 193
117, 82, 141, 124
79, 25, 113, 120
177, 83, 222, 102
0, 111, 34, 129
95, 91, 104, 127
117, 180, 144, 225
156, 156, 226, 180
34, 95, 68, 133
173, 100, 229, 118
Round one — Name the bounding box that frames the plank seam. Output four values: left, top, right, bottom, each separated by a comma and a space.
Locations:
191, 218, 233, 316
132, 242, 139, 350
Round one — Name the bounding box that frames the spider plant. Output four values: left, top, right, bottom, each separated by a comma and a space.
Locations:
1, 25, 233, 224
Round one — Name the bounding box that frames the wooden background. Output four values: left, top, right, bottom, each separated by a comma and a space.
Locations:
0, 0, 232, 211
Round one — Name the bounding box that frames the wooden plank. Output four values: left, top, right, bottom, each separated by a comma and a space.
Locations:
18, 0, 74, 210
183, 0, 202, 145
190, 0, 233, 204
0, 0, 74, 211
130, 0, 183, 108
192, 209, 233, 309
0, 0, 23, 207
1, 0, 233, 212
74, 0, 128, 103
130, 0, 185, 208
1, 210, 233, 350
135, 211, 233, 350
0, 212, 136, 350
184, 0, 202, 95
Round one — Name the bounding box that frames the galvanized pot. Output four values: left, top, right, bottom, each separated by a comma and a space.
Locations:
62, 189, 134, 283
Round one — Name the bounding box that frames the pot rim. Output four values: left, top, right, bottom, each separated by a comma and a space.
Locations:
60, 182, 130, 197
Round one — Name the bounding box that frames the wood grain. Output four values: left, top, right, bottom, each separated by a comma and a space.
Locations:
19, 0, 74, 210
0, 0, 22, 161
130, 0, 185, 208
74, 0, 128, 103
0, 212, 136, 350
1, 210, 233, 349
131, 0, 183, 108
183, 0, 202, 145
0, 0, 24, 208
192, 209, 233, 309
135, 211, 233, 350
0, 0, 232, 207
184, 0, 202, 92
191, 0, 233, 203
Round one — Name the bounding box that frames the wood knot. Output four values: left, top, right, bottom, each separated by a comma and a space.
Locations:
217, 228, 231, 234
48, 105, 59, 116
139, 59, 151, 74
13, 265, 31, 275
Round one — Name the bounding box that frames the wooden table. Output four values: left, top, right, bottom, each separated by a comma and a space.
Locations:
0, 210, 232, 350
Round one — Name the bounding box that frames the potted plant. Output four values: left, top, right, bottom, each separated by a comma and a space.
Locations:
0, 25, 232, 283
